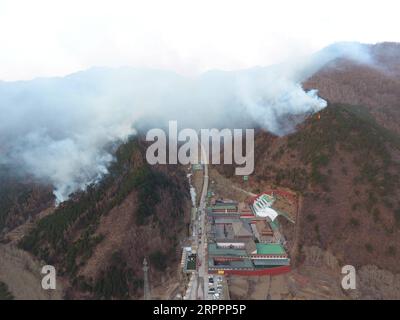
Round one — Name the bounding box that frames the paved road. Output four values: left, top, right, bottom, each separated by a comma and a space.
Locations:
184, 141, 209, 300
187, 143, 230, 300
195, 143, 209, 300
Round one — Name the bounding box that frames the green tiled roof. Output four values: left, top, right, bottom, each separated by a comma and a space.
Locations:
255, 243, 286, 255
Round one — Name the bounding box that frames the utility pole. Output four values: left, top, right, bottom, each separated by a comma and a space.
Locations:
143, 257, 151, 300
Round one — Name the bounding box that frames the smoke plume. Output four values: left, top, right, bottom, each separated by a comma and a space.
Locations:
0, 42, 371, 202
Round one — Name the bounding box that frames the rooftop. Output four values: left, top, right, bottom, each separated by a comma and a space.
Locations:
210, 204, 238, 210
232, 221, 253, 238
255, 243, 286, 255
253, 194, 275, 206
253, 258, 290, 266
213, 217, 241, 224
209, 258, 254, 269
214, 224, 235, 239
208, 243, 247, 257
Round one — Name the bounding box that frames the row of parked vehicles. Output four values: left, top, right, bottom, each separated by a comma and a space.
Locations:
208, 275, 224, 300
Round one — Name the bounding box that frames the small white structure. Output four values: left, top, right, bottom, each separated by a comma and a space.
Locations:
255, 206, 278, 221
251, 194, 278, 221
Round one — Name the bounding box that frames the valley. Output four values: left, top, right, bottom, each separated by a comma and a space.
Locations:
1, 42, 400, 300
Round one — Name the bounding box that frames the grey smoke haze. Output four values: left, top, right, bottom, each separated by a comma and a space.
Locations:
0, 42, 372, 202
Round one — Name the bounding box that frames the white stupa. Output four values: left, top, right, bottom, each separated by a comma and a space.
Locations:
251, 194, 278, 221
254, 206, 278, 221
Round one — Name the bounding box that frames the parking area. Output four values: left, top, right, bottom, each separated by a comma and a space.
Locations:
207, 275, 226, 300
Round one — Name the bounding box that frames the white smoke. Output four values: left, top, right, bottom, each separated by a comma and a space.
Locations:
235, 70, 327, 134
0, 43, 372, 202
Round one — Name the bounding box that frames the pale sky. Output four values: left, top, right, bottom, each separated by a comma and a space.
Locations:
0, 0, 399, 81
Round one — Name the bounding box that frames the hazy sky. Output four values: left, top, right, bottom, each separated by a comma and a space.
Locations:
1, 0, 399, 81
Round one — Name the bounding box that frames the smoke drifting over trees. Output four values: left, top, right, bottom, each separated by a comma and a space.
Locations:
0, 42, 371, 202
